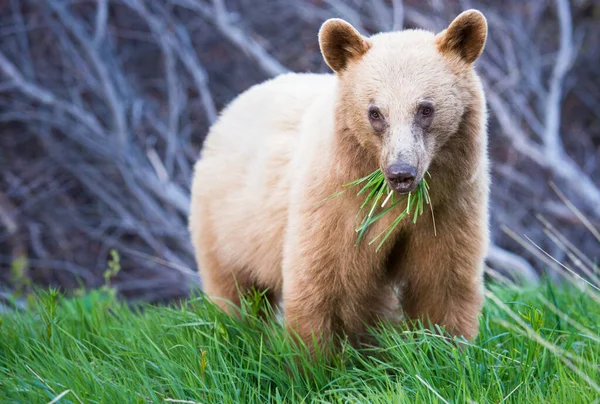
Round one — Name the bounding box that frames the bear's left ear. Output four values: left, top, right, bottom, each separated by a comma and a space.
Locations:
436, 10, 487, 64
319, 18, 370, 73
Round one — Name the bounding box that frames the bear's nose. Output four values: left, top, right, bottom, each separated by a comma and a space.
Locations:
385, 163, 417, 194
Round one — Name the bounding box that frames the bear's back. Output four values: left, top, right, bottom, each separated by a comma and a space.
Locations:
200, 73, 336, 161
190, 73, 336, 291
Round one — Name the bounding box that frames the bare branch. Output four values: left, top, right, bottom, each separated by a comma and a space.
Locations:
487, 91, 600, 218
93, 0, 108, 45
48, 0, 129, 149
0, 50, 106, 138
391, 0, 405, 31
174, 0, 289, 77
124, 0, 218, 123
542, 0, 573, 160
487, 244, 540, 284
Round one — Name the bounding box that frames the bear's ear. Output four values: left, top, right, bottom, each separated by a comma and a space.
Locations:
319, 18, 370, 73
436, 10, 487, 64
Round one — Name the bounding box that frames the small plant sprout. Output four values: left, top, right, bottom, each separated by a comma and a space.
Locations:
102, 249, 121, 296
333, 169, 435, 251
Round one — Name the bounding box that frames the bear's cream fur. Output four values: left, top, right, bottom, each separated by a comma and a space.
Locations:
189, 10, 490, 348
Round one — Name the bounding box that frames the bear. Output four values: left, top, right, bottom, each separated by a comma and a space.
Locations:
189, 9, 490, 349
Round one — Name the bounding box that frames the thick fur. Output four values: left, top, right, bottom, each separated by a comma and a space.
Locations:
189, 10, 490, 349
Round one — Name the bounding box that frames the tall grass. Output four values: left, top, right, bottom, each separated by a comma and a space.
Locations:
0, 280, 598, 403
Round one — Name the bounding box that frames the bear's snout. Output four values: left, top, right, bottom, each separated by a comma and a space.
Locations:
385, 163, 417, 194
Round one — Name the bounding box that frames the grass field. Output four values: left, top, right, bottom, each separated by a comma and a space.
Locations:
0, 278, 599, 404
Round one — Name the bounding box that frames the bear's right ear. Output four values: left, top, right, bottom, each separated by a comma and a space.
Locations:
319, 19, 370, 73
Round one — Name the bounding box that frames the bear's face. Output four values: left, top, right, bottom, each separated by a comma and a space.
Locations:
319, 11, 487, 194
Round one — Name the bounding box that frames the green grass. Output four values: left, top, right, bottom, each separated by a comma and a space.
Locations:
1, 281, 599, 403
332, 169, 432, 251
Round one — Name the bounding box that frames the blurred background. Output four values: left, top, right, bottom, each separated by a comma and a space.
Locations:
0, 0, 598, 303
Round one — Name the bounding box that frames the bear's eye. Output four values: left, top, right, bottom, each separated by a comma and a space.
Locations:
369, 109, 381, 120
368, 105, 386, 133
416, 101, 435, 128
421, 106, 433, 117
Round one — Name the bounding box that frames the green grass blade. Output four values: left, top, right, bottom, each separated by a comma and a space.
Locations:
330, 169, 432, 250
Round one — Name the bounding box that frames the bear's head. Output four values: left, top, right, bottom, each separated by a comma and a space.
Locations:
319, 10, 487, 194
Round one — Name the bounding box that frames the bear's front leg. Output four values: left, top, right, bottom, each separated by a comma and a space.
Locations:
398, 210, 487, 340
281, 206, 398, 352
283, 267, 398, 351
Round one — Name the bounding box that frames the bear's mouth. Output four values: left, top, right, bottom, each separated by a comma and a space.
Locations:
385, 171, 420, 194
387, 178, 418, 194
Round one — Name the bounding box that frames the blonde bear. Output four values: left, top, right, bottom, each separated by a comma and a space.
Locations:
190, 10, 490, 349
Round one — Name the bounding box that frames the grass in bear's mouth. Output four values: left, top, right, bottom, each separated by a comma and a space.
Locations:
332, 169, 434, 251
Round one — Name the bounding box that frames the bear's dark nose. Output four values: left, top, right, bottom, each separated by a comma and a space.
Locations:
385, 163, 417, 194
